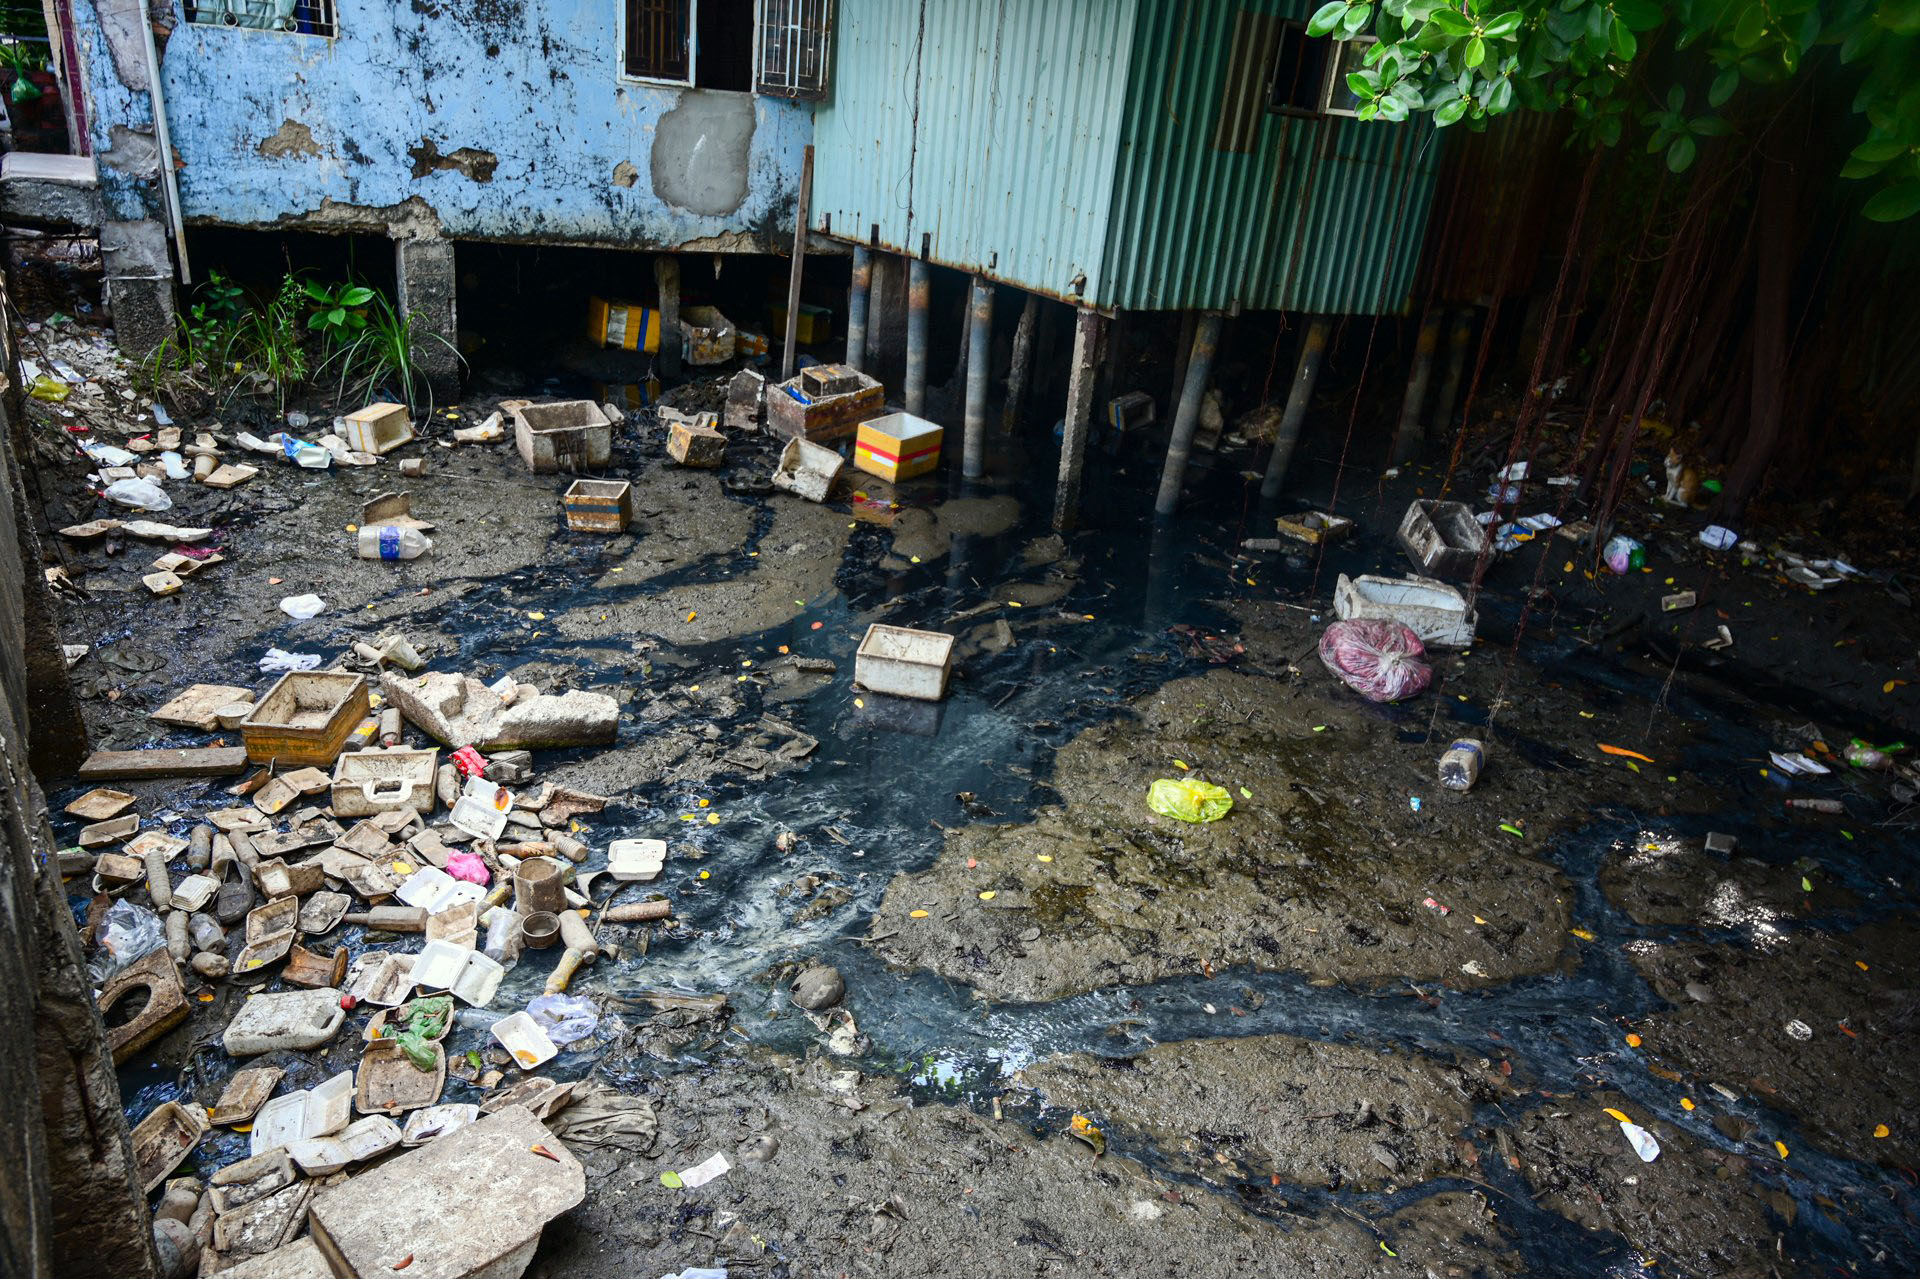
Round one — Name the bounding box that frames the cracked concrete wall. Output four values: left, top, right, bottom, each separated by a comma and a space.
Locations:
71, 0, 811, 251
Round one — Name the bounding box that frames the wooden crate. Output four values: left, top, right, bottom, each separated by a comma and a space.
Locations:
561, 479, 632, 533
241, 672, 369, 767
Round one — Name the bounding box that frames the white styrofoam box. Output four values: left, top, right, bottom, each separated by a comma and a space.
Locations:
409, 939, 474, 991
396, 867, 487, 915
607, 838, 667, 882
250, 1070, 353, 1156
1332, 573, 1478, 649
401, 1103, 479, 1146
448, 774, 511, 841
287, 1115, 402, 1175
853, 624, 955, 702
490, 1010, 559, 1070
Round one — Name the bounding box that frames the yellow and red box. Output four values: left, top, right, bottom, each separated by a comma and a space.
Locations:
854, 412, 943, 482
586, 296, 661, 352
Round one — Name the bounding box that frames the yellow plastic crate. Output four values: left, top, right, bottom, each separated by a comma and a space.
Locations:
769, 302, 832, 346
854, 412, 943, 482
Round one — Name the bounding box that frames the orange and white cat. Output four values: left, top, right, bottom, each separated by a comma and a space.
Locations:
1661, 447, 1703, 507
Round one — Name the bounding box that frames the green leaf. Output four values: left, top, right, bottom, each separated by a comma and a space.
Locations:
1482, 11, 1522, 37
1435, 96, 1470, 125
1841, 154, 1894, 179
1709, 67, 1739, 107
1488, 76, 1513, 111
1667, 134, 1697, 172
1666, 85, 1685, 112
1611, 20, 1637, 59
1614, 0, 1663, 29
1377, 95, 1410, 121
1864, 180, 1920, 221
1689, 116, 1732, 136
1839, 21, 1881, 62
341, 287, 376, 306
1429, 7, 1473, 35
1342, 2, 1373, 34
1307, 1, 1348, 37
1853, 139, 1910, 163
1465, 35, 1486, 66
1732, 4, 1767, 47
307, 312, 328, 330
328, 307, 347, 325
1347, 71, 1378, 100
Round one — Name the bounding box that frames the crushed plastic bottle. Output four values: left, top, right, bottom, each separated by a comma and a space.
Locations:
356, 525, 433, 561
28, 374, 70, 402
1438, 738, 1486, 791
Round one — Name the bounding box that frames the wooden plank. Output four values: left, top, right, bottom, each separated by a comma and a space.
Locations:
149, 684, 252, 732
78, 746, 250, 780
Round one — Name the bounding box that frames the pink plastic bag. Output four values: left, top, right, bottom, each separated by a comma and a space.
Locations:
1318, 619, 1432, 703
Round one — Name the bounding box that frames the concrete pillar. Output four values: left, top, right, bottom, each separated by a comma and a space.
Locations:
1169, 309, 1197, 418
905, 258, 929, 417
1095, 308, 1126, 411
393, 237, 459, 401
1002, 292, 1039, 433
846, 244, 872, 372
1259, 317, 1330, 502
962, 275, 993, 479
1430, 308, 1474, 438
1152, 310, 1225, 517
1391, 311, 1441, 466
865, 253, 908, 391
1053, 308, 1105, 532
100, 220, 175, 360
652, 253, 682, 379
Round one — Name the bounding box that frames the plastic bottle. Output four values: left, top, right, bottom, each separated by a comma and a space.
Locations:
356, 525, 433, 561
1438, 738, 1486, 791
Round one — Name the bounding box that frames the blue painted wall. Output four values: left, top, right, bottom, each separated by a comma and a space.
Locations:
75, 0, 812, 249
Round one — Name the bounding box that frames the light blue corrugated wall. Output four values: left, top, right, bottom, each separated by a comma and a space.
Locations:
811, 0, 1140, 304
1102, 0, 1444, 314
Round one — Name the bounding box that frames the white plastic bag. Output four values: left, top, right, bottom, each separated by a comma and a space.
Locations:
88, 900, 166, 984
259, 647, 322, 673
278, 594, 325, 619
102, 478, 172, 511
526, 994, 600, 1045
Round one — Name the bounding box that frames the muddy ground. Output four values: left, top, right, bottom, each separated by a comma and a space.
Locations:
26, 308, 1920, 1277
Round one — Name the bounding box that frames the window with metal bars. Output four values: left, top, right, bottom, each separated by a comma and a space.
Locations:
625, 0, 692, 83
754, 0, 830, 100
184, 0, 336, 38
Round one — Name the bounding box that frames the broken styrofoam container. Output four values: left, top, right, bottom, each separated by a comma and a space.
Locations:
169, 872, 219, 913
345, 952, 417, 1007
307, 1105, 584, 1279
396, 866, 485, 915
854, 623, 956, 702
607, 838, 667, 882
250, 1070, 353, 1156
771, 435, 844, 503
1397, 498, 1491, 580
409, 939, 475, 991
341, 403, 415, 456
401, 1103, 479, 1146
1332, 573, 1477, 649
286, 1115, 403, 1176
223, 988, 349, 1056
448, 774, 512, 841
490, 1010, 560, 1070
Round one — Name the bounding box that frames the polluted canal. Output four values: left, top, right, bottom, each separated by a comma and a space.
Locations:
36, 339, 1920, 1278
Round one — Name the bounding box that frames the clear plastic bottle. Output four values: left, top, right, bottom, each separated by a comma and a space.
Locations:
1438, 738, 1486, 791
356, 525, 433, 561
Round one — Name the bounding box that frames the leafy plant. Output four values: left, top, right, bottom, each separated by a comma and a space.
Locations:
1307, 0, 1920, 221
232, 274, 310, 413
0, 39, 46, 102
318, 287, 461, 413
302, 279, 375, 344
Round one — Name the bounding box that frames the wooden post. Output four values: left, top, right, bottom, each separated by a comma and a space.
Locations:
780, 144, 813, 382
1002, 292, 1039, 433
1053, 309, 1105, 532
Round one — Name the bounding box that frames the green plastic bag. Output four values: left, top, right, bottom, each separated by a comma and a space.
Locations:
1147, 777, 1233, 823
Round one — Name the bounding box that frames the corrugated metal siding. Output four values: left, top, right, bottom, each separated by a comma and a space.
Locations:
811, 0, 1139, 303
1103, 0, 1444, 314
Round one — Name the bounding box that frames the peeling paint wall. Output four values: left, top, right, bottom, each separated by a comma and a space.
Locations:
73, 0, 811, 250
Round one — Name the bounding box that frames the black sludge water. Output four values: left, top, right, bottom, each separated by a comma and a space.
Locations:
82, 413, 1919, 1277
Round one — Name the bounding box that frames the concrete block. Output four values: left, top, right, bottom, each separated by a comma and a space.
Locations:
211, 1237, 334, 1279
380, 670, 618, 751
309, 1104, 584, 1279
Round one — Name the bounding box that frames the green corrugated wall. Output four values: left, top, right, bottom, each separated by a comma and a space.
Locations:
1103, 0, 1443, 314
813, 0, 1442, 315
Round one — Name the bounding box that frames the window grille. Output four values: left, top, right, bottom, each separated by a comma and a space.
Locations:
184, 0, 336, 38
625, 0, 692, 82
754, 0, 831, 100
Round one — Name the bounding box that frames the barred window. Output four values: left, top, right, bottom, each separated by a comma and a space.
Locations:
755, 0, 830, 100
185, 0, 336, 38
622, 0, 828, 96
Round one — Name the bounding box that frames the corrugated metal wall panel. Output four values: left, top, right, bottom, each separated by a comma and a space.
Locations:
1104, 0, 1444, 314
812, 0, 1139, 303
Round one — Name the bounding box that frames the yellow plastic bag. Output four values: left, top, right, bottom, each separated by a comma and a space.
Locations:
1147, 777, 1233, 823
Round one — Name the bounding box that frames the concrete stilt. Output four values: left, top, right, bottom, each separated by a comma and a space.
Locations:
1259, 317, 1330, 502
905, 258, 930, 418
962, 275, 993, 479
101, 219, 176, 360
653, 253, 682, 379
1430, 308, 1473, 438
1053, 308, 1105, 532
1152, 310, 1224, 517
1003, 292, 1039, 433
1390, 312, 1441, 465
393, 236, 459, 400
1169, 309, 1197, 417
846, 244, 872, 372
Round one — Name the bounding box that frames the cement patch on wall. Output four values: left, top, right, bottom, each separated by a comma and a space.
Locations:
651, 91, 755, 217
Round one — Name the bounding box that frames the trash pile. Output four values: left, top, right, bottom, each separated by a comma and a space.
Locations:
67, 648, 698, 1278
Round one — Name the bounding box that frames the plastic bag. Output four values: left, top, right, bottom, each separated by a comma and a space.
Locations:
444, 851, 490, 885
278, 594, 325, 619
1603, 535, 1644, 574
526, 993, 600, 1045
88, 900, 165, 985
102, 478, 172, 511
1147, 777, 1234, 823
1317, 619, 1432, 703
259, 647, 321, 673
390, 995, 453, 1071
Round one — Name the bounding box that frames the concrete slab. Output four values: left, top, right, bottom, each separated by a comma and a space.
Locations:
309, 1104, 583, 1279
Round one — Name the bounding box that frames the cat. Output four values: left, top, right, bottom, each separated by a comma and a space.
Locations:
1661, 447, 1702, 507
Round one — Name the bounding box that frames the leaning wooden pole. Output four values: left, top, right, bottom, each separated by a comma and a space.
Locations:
780, 145, 813, 382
